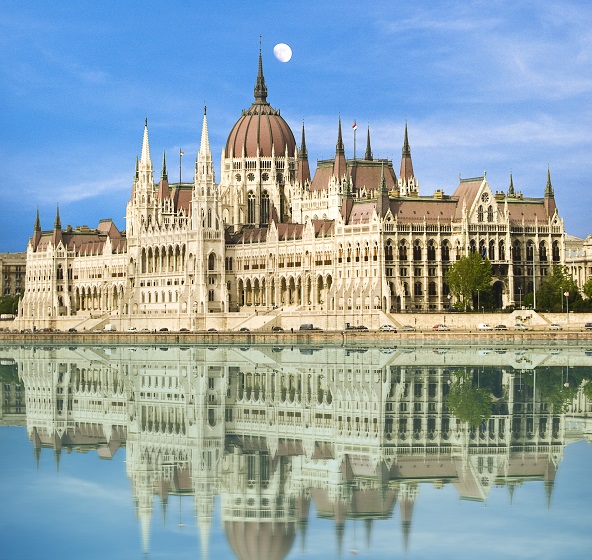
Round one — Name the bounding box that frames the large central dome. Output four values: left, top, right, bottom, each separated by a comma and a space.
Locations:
225, 51, 296, 159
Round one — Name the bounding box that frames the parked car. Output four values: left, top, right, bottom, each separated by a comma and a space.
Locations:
207, 328, 218, 332
380, 324, 397, 332
272, 326, 284, 332
548, 324, 562, 330
513, 323, 529, 331
477, 323, 493, 330
433, 324, 450, 331
127, 327, 137, 332
159, 327, 169, 332
239, 327, 250, 332
68, 327, 78, 333
494, 324, 508, 331
401, 325, 416, 331
300, 323, 314, 330
179, 327, 190, 332
356, 325, 369, 331
585, 323, 592, 330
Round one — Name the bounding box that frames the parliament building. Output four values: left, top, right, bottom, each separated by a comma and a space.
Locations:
17, 51, 566, 331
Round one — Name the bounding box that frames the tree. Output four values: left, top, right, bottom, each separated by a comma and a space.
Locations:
535, 265, 580, 312
0, 295, 20, 315
446, 369, 493, 428
583, 278, 592, 300
445, 253, 492, 311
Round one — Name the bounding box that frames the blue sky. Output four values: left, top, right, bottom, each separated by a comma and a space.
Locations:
1, 1, 592, 252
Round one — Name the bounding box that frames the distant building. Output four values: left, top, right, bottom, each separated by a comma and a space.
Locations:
17, 50, 566, 329
0, 252, 25, 299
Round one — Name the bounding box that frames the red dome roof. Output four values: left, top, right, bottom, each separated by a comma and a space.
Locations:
225, 51, 296, 159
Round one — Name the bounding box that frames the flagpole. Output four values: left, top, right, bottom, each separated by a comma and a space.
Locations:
179, 148, 183, 185
353, 120, 357, 160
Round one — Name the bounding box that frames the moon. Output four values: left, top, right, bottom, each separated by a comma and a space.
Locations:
273, 43, 292, 63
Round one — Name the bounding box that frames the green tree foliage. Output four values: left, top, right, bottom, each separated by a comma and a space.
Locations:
446, 369, 493, 428
445, 253, 492, 311
0, 364, 19, 384
535, 265, 580, 312
0, 295, 20, 315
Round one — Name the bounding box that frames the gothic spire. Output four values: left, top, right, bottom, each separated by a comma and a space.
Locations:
34, 207, 41, 232
140, 118, 151, 166
508, 172, 515, 196
544, 165, 554, 198
53, 204, 61, 230
364, 125, 373, 161
254, 39, 268, 104
297, 121, 311, 184
333, 116, 347, 180
399, 121, 414, 182
199, 105, 211, 158
161, 150, 168, 181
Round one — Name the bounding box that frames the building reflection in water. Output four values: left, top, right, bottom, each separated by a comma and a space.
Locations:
1, 343, 592, 559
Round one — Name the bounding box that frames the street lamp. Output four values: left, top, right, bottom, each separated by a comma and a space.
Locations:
560, 286, 563, 312
565, 290, 570, 329
518, 286, 522, 309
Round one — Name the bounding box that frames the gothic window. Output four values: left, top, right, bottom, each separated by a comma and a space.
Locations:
526, 242, 534, 261
477, 205, 484, 222
398, 241, 407, 261
441, 241, 450, 262
247, 172, 255, 181
208, 253, 216, 271
487, 205, 494, 222
513, 240, 521, 262
427, 240, 436, 261
428, 282, 437, 296
499, 240, 505, 261
414, 281, 422, 296
262, 172, 269, 181
385, 240, 393, 262
247, 191, 256, 224
261, 191, 270, 225
552, 240, 560, 262
539, 242, 547, 262
489, 240, 495, 261
469, 239, 477, 253
403, 282, 409, 296
207, 209, 212, 228
479, 240, 486, 258
235, 173, 242, 182
413, 240, 422, 261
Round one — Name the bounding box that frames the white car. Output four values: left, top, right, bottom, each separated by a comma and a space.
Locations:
477, 323, 493, 330
514, 323, 529, 331
548, 324, 562, 330
380, 324, 397, 332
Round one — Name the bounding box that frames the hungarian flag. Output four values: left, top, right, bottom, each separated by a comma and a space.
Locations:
180, 149, 184, 156
352, 120, 357, 131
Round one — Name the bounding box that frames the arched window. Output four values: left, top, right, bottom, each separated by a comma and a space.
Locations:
469, 239, 477, 253
413, 240, 422, 261
487, 205, 494, 222
399, 241, 407, 261
499, 240, 505, 261
489, 240, 495, 261
414, 281, 423, 296
427, 240, 436, 261
477, 205, 484, 222
539, 242, 547, 262
247, 191, 256, 224
208, 253, 216, 271
552, 240, 560, 262
261, 191, 270, 225
526, 242, 534, 261
441, 241, 450, 262
385, 240, 393, 262
513, 240, 521, 262
428, 282, 437, 296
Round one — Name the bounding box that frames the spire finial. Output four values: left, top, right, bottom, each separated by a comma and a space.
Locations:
300, 120, 308, 159
365, 124, 373, 160
336, 115, 344, 155
140, 119, 151, 165
402, 120, 410, 156
34, 206, 41, 232
508, 172, 515, 196
54, 204, 61, 230
161, 150, 168, 180
254, 38, 268, 103
545, 164, 554, 197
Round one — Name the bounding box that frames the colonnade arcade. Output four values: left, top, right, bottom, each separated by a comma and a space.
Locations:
236, 274, 333, 309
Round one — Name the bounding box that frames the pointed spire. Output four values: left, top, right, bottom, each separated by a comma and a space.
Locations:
140, 118, 151, 165
135, 156, 139, 180
333, 116, 347, 180
254, 38, 268, 104
399, 121, 414, 182
508, 172, 515, 196
545, 165, 554, 197
297, 121, 311, 184
54, 204, 61, 230
199, 105, 211, 157
336, 115, 345, 155
161, 150, 168, 181
34, 207, 41, 231
376, 162, 390, 218
364, 125, 373, 160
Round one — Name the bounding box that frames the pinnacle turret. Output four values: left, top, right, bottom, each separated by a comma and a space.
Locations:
508, 172, 515, 196
545, 165, 554, 198
333, 116, 347, 180
140, 118, 151, 166
365, 126, 373, 161
253, 41, 268, 104
34, 207, 41, 232
53, 204, 61, 230
297, 121, 311, 184
161, 151, 168, 181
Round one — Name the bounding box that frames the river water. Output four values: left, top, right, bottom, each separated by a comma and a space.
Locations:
1, 341, 591, 559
